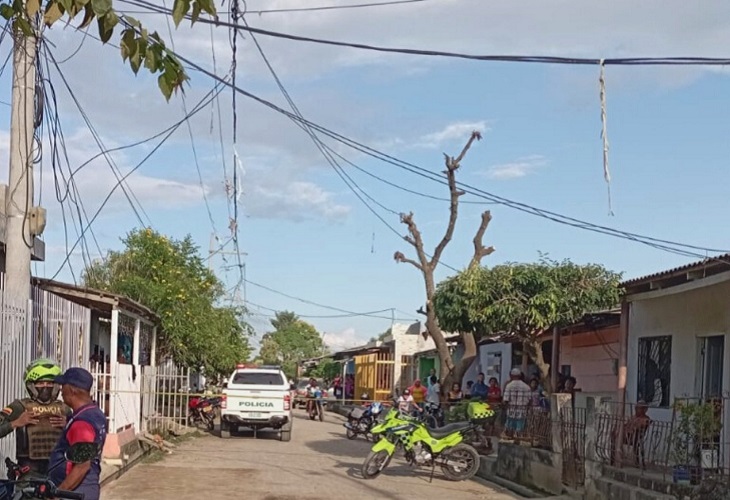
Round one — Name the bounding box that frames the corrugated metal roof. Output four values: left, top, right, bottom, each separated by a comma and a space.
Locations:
621, 253, 730, 287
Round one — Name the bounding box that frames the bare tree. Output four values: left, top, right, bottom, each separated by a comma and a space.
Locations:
394, 131, 494, 390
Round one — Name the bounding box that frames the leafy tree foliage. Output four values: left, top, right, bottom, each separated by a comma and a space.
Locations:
1, 0, 217, 99
306, 358, 340, 382
433, 257, 622, 389
257, 311, 326, 378
368, 328, 391, 344
83, 228, 252, 378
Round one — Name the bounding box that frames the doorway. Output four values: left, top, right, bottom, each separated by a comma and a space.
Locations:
698, 335, 725, 399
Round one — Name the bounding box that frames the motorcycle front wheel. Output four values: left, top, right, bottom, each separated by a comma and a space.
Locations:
361, 450, 392, 480
440, 443, 481, 481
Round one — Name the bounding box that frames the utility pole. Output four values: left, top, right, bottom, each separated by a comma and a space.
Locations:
5, 19, 42, 303
207, 232, 248, 301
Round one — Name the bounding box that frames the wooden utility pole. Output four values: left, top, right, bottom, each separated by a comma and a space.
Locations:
5, 19, 42, 303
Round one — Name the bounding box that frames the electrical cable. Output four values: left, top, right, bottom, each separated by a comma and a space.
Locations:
120, 0, 730, 68
159, 45, 730, 262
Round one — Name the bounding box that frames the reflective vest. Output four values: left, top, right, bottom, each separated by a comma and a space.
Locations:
19, 399, 67, 460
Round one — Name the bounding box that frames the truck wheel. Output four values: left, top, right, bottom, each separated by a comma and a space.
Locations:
280, 419, 292, 442
220, 421, 231, 439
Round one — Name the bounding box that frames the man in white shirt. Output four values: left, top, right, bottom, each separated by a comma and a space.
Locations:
502, 368, 532, 440
426, 376, 441, 404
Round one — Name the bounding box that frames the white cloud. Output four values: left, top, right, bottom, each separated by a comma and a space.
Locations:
415, 121, 491, 149
247, 180, 350, 221
323, 327, 368, 351
486, 154, 548, 180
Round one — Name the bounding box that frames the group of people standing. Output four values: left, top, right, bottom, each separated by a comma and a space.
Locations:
0, 358, 106, 499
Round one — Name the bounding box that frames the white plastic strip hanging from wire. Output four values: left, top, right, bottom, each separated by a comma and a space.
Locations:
599, 59, 613, 216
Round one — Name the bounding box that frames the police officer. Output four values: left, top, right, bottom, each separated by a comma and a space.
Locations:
0, 358, 71, 475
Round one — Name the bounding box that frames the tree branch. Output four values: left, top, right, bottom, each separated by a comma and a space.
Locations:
393, 251, 424, 272
468, 210, 495, 269
430, 131, 482, 268
395, 212, 430, 270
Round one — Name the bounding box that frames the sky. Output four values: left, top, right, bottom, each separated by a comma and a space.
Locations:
2, 0, 730, 353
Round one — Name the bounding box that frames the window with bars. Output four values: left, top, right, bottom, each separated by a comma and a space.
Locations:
637, 336, 672, 407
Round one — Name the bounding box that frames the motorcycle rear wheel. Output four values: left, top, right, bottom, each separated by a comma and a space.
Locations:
361, 450, 392, 480
440, 443, 481, 481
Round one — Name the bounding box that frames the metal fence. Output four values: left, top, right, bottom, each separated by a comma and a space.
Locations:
0, 292, 31, 477
141, 361, 190, 435
560, 406, 587, 487
595, 401, 674, 473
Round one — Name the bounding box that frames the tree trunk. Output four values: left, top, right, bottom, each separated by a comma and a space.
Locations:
524, 337, 552, 393
441, 332, 478, 396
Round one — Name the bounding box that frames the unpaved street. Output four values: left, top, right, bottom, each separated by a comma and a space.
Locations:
103, 410, 521, 499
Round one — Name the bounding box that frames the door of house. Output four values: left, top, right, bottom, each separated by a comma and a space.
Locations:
698, 335, 725, 399
419, 357, 435, 384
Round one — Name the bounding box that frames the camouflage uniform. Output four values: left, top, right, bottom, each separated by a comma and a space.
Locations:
0, 398, 71, 475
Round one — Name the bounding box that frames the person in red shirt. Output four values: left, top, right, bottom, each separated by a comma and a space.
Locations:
408, 380, 428, 405
487, 377, 502, 403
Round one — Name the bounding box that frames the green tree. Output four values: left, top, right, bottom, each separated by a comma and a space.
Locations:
368, 327, 391, 344
1, 0, 216, 99
433, 258, 622, 391
83, 228, 252, 378
307, 358, 340, 382
257, 311, 326, 378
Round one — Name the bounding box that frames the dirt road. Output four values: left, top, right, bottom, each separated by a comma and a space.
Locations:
102, 410, 522, 499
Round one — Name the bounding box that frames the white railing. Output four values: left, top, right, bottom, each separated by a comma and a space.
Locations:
141, 361, 190, 435
0, 291, 31, 477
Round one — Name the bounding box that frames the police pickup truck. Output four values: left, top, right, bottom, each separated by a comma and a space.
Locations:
220, 364, 293, 441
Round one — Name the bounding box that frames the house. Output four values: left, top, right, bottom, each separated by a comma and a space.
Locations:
551, 309, 620, 396
329, 322, 427, 401
622, 254, 730, 414
33, 278, 160, 459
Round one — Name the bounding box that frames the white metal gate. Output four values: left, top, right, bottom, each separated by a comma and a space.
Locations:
0, 291, 31, 477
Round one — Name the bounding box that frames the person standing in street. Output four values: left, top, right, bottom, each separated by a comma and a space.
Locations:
48, 367, 107, 500
0, 358, 70, 476
502, 368, 532, 440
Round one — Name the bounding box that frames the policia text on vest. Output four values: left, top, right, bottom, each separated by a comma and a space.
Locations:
0, 398, 71, 474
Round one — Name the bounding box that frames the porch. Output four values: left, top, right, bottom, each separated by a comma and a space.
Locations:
33, 278, 160, 458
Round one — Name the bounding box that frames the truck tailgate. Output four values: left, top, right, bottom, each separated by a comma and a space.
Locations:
225, 388, 286, 418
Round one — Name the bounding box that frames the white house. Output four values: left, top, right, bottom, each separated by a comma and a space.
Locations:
623, 255, 730, 412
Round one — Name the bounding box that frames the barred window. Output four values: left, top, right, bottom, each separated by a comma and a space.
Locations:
637, 336, 672, 407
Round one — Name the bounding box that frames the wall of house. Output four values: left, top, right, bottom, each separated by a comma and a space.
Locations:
627, 276, 730, 421
560, 327, 619, 393
392, 321, 431, 389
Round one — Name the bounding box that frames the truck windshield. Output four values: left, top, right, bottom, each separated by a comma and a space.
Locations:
232, 372, 285, 385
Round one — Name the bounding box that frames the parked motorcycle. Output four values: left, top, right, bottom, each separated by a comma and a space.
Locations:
188, 396, 222, 431
344, 402, 384, 440
0, 442, 99, 499
361, 401, 494, 482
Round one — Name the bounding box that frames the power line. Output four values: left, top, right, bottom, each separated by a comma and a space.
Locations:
120, 0, 730, 67
245, 299, 412, 320
120, 0, 431, 16
161, 0, 219, 236
157, 46, 730, 261
42, 41, 152, 229
244, 278, 417, 320
47, 62, 226, 279
240, 14, 461, 272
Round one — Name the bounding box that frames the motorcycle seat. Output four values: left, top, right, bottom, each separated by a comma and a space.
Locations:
426, 421, 473, 439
